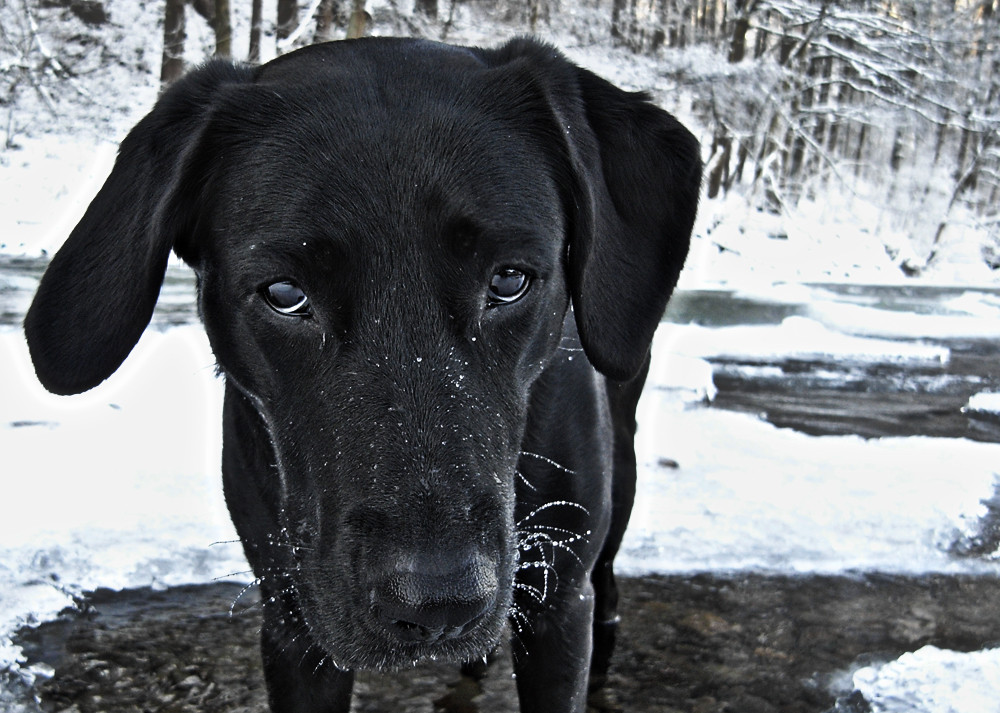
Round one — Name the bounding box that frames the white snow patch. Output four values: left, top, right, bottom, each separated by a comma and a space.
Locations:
660, 317, 950, 368
647, 347, 717, 405
621, 390, 1000, 575
0, 138, 118, 255
850, 646, 1000, 713
808, 302, 1000, 341
966, 392, 1000, 417
0, 327, 245, 672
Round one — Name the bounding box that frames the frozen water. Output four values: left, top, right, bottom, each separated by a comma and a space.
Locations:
0, 327, 243, 672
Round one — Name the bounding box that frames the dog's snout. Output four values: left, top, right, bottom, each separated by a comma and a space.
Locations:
373, 549, 500, 644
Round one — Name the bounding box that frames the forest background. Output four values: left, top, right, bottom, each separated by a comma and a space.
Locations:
1, 0, 999, 284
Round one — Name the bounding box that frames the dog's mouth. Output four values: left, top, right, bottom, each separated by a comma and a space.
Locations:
298, 580, 513, 672
288, 537, 515, 672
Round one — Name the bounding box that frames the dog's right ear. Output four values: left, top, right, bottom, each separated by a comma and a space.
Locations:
23, 62, 253, 395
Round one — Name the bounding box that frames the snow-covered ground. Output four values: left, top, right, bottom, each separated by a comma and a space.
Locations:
3, 304, 999, 706
3, 0, 1000, 709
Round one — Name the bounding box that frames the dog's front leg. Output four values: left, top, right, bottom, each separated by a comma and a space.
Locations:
513, 583, 595, 713
260, 594, 354, 713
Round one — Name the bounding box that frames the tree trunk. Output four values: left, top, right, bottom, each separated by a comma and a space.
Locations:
706, 134, 732, 199
728, 14, 750, 62
315, 0, 337, 42
214, 0, 232, 57
249, 0, 263, 62
416, 0, 438, 19
277, 0, 298, 41
161, 0, 185, 84
610, 0, 629, 43
347, 0, 368, 38
753, 10, 768, 58
852, 123, 867, 180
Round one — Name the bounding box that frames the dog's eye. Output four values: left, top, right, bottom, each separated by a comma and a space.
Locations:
488, 269, 530, 306
264, 281, 311, 316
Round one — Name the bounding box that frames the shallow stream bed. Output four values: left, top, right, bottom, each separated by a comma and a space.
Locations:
12, 573, 1000, 713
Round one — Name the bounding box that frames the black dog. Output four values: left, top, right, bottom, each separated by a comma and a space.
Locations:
24, 37, 700, 713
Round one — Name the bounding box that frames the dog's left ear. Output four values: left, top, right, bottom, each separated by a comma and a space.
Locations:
489, 40, 702, 382
24, 62, 254, 395
566, 68, 701, 382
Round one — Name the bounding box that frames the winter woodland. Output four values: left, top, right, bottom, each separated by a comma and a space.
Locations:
3, 0, 999, 282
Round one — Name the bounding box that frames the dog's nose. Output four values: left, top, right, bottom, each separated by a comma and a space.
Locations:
373, 550, 499, 644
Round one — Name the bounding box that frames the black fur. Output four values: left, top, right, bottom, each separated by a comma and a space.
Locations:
24, 37, 700, 713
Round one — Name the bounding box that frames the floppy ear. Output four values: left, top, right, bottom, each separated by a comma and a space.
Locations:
565, 69, 702, 382
23, 62, 253, 395
487, 39, 702, 382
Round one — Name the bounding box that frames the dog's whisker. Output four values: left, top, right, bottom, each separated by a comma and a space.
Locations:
516, 499, 590, 527
214, 568, 256, 581
298, 639, 323, 671
276, 622, 312, 661
520, 523, 590, 541
229, 578, 263, 617
209, 538, 244, 546
506, 607, 533, 667
508, 606, 533, 633
515, 469, 538, 491
540, 538, 587, 568
519, 451, 576, 475
518, 524, 587, 541
518, 527, 592, 556
513, 581, 546, 604
312, 651, 337, 677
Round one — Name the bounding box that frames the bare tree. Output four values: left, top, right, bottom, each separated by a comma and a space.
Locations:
214, 0, 232, 57
161, 0, 186, 83
315, 0, 338, 42
249, 0, 263, 62
347, 0, 368, 38
278, 0, 298, 41
416, 0, 438, 19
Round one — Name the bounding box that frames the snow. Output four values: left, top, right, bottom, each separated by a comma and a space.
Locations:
627, 388, 1000, 575
660, 316, 950, 368
0, 138, 118, 254
0, 326, 245, 674
849, 646, 1000, 713
966, 392, 1000, 417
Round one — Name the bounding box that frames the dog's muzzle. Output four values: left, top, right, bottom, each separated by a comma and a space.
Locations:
368, 548, 500, 644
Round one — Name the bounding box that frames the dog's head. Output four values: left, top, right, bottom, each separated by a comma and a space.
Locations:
24, 38, 700, 669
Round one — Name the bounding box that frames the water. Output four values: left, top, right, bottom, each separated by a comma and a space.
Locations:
660, 283, 1000, 442
5, 256, 1000, 443
0, 255, 199, 331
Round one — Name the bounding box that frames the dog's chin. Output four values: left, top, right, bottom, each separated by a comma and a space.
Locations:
291, 569, 511, 672
306, 603, 510, 672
